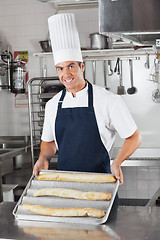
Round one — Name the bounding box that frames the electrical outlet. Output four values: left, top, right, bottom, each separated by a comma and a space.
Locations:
156, 39, 160, 47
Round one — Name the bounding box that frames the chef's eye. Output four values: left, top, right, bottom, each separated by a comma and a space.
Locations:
69, 65, 74, 69
57, 67, 63, 72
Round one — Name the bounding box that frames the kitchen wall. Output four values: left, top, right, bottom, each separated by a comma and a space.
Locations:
0, 0, 160, 201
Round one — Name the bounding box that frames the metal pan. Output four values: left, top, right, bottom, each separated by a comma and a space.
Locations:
13, 170, 119, 225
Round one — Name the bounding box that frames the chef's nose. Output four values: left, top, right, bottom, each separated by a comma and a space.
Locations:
63, 67, 71, 76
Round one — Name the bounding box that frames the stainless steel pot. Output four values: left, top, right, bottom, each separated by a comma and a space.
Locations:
89, 33, 109, 50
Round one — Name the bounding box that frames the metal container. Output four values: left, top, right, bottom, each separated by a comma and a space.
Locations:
0, 63, 8, 91
39, 40, 52, 52
89, 33, 109, 50
13, 170, 119, 225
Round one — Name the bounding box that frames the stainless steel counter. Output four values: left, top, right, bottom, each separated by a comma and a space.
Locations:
111, 147, 160, 166
0, 202, 160, 240
0, 137, 31, 203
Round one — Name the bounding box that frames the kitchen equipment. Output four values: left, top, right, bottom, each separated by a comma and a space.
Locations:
10, 61, 26, 93
1, 50, 27, 93
37, 0, 98, 8
92, 60, 96, 84
152, 61, 160, 103
0, 63, 8, 91
27, 77, 64, 167
144, 53, 150, 69
103, 60, 109, 90
89, 33, 109, 50
117, 60, 126, 95
127, 59, 137, 95
39, 40, 52, 52
152, 89, 160, 103
108, 60, 113, 76
13, 170, 119, 225
114, 58, 125, 95
0, 50, 12, 91
99, 0, 160, 46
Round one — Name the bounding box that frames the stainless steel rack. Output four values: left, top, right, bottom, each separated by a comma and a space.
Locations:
27, 77, 64, 167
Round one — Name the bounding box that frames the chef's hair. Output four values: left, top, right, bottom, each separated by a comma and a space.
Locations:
77, 61, 83, 68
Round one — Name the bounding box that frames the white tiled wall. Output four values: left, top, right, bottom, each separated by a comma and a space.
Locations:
0, 0, 160, 200
0, 0, 99, 136
119, 167, 160, 199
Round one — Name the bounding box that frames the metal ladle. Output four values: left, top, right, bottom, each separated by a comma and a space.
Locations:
127, 59, 137, 95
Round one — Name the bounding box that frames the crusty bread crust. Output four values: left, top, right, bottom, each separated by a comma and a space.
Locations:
34, 188, 112, 201
23, 204, 105, 218
37, 172, 116, 183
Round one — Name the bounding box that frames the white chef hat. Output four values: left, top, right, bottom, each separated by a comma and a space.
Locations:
48, 13, 83, 65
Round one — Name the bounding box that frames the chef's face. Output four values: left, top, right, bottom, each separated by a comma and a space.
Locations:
56, 61, 85, 96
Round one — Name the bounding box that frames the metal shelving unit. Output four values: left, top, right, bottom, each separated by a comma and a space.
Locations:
27, 77, 64, 167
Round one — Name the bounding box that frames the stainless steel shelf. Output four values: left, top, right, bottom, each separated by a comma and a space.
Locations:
33, 47, 156, 60
28, 77, 64, 167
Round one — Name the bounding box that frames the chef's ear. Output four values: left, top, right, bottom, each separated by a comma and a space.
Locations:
80, 62, 85, 72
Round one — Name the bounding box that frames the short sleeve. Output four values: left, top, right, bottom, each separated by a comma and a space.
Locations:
41, 102, 55, 142
109, 96, 137, 139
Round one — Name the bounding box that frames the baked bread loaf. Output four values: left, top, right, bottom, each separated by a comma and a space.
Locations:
37, 172, 116, 183
34, 188, 112, 201
23, 204, 105, 218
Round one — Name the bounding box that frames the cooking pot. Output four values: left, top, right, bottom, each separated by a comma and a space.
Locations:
89, 33, 109, 50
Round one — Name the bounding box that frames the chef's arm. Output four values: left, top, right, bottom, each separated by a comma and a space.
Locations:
111, 129, 142, 185
32, 140, 57, 176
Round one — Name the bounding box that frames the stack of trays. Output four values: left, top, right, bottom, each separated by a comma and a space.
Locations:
13, 170, 119, 225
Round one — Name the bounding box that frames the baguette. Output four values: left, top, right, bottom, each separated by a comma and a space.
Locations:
37, 172, 116, 183
23, 204, 105, 218
34, 188, 112, 201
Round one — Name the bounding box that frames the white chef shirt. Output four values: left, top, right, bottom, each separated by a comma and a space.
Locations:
41, 83, 137, 157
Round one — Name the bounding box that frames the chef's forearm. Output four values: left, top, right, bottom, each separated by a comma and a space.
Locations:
114, 129, 142, 165
39, 140, 57, 161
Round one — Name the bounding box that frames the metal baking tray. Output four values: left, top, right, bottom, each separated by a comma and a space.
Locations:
13, 170, 119, 225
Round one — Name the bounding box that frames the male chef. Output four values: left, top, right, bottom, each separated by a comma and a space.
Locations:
33, 13, 142, 186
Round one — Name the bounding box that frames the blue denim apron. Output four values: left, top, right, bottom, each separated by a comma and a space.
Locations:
55, 81, 111, 173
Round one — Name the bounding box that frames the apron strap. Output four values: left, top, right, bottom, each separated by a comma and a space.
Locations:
58, 81, 93, 109
88, 81, 93, 107
58, 88, 66, 109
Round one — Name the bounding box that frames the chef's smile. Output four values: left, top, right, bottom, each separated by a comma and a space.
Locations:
56, 61, 85, 97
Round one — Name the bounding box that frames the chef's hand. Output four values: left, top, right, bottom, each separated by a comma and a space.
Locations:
32, 157, 49, 176
110, 161, 123, 186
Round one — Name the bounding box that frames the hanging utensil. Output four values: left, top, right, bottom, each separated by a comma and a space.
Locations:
108, 60, 113, 76
127, 59, 138, 95
144, 53, 150, 69
92, 60, 96, 84
114, 58, 120, 74
103, 60, 110, 90
116, 59, 126, 95
152, 61, 160, 103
